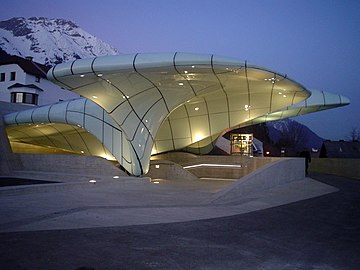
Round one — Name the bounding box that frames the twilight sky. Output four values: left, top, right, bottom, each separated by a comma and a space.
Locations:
2, 0, 360, 140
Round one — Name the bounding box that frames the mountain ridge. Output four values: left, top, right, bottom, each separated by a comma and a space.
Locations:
0, 17, 118, 65
267, 118, 324, 150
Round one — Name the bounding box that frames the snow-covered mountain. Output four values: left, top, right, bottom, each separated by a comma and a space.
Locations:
0, 17, 118, 66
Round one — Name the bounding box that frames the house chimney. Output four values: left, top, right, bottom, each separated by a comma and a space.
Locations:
25, 56, 33, 61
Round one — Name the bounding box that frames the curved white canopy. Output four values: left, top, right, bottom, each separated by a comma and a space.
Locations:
4, 53, 350, 175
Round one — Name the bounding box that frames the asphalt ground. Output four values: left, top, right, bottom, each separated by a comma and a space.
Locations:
0, 173, 359, 270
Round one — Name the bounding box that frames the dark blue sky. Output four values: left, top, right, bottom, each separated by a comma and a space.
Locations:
2, 0, 360, 140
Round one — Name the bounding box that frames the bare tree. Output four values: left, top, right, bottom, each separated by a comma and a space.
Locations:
348, 127, 360, 141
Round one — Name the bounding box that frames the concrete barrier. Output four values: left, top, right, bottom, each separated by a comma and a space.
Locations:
310, 158, 360, 179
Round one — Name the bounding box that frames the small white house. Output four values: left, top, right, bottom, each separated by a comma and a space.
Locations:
0, 55, 79, 106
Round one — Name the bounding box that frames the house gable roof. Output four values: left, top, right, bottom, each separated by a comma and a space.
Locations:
0, 55, 50, 78
8, 83, 44, 91
320, 140, 360, 158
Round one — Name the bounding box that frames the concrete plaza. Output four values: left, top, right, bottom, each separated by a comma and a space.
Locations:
0, 172, 359, 269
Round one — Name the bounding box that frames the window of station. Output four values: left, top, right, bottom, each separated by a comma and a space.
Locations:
10, 92, 38, 105
0, 73, 5, 82
230, 133, 253, 156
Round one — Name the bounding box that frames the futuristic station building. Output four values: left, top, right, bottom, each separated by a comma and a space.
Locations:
3, 53, 350, 176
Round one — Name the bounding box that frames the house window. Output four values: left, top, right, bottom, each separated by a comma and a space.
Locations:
0, 73, 5, 82
15, 92, 23, 103
10, 72, 16, 81
11, 92, 38, 105
35, 75, 40, 83
24, 93, 34, 104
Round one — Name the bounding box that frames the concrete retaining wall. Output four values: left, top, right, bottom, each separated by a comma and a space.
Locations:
310, 158, 360, 179
11, 154, 126, 175
212, 158, 305, 204
187, 157, 281, 179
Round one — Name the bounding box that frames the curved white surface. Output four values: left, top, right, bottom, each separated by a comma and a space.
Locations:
4, 53, 350, 175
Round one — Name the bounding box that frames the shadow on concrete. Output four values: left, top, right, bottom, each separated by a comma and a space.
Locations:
0, 177, 59, 187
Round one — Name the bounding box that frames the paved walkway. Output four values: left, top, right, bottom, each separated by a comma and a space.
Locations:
0, 174, 335, 232
0, 173, 359, 269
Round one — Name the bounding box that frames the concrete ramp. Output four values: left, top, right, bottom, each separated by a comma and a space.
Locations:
212, 158, 306, 204
147, 159, 199, 180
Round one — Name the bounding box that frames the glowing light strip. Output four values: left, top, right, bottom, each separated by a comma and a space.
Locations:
200, 177, 237, 181
183, 163, 242, 169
